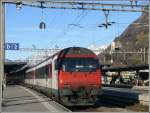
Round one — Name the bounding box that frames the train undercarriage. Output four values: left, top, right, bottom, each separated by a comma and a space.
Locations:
59, 87, 102, 106
24, 83, 102, 106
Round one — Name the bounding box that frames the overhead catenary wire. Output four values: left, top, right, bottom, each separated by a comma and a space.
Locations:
54, 10, 91, 48
43, 9, 66, 49
10, 48, 149, 54
85, 10, 115, 47
47, 9, 89, 48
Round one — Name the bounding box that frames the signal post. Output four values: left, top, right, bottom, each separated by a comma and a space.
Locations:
0, 1, 5, 112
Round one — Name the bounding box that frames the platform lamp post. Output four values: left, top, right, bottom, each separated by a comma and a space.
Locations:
0, 1, 5, 111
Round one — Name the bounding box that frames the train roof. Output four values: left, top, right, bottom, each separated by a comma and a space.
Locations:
59, 47, 95, 55
26, 47, 95, 72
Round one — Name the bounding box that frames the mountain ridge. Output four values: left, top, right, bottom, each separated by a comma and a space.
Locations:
98, 12, 148, 66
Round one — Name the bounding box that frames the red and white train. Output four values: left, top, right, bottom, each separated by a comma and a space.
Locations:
25, 47, 102, 106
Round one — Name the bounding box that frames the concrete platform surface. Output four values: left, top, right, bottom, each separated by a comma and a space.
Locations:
2, 85, 66, 112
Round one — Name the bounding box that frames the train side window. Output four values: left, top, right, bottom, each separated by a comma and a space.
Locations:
37, 68, 44, 79
26, 72, 32, 79
45, 66, 49, 78
42, 67, 45, 78
62, 65, 66, 72
55, 60, 58, 70
49, 64, 52, 78
30, 72, 33, 79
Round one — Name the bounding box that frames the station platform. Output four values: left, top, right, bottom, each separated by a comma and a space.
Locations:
2, 85, 67, 112
102, 86, 149, 106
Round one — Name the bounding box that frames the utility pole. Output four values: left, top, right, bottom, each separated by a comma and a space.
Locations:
0, 1, 5, 111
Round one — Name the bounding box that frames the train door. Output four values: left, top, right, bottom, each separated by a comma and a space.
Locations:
33, 70, 35, 85
45, 66, 49, 88
51, 57, 59, 98
48, 64, 52, 95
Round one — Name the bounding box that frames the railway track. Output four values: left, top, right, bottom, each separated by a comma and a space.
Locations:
68, 88, 149, 112
100, 88, 149, 107
99, 90, 139, 107
24, 85, 148, 112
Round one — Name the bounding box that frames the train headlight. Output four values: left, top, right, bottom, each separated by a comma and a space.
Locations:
60, 79, 63, 84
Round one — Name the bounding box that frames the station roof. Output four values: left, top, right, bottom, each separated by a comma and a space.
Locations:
5, 61, 27, 74
102, 64, 149, 72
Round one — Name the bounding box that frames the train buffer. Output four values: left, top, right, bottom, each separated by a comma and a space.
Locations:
2, 85, 70, 112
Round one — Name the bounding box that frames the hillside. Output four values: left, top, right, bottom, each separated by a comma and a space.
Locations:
115, 12, 148, 51
98, 12, 149, 66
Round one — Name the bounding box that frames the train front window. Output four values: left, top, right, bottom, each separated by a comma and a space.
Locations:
61, 58, 99, 72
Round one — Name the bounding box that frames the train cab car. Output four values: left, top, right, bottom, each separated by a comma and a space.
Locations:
25, 47, 102, 106
57, 47, 102, 105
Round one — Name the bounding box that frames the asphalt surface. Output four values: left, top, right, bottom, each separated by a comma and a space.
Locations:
2, 85, 67, 112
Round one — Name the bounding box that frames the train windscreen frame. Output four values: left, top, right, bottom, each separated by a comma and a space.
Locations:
60, 58, 100, 72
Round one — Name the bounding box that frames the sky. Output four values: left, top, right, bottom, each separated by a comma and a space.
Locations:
5, 2, 145, 61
